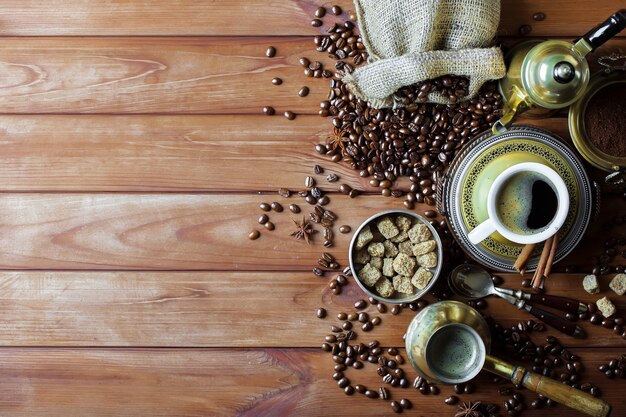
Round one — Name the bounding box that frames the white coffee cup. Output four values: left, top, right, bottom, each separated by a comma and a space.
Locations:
468, 162, 569, 245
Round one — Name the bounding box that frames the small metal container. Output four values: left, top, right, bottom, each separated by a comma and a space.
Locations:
348, 210, 443, 304
569, 67, 626, 179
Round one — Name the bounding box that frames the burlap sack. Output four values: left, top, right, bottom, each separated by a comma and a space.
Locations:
343, 0, 506, 108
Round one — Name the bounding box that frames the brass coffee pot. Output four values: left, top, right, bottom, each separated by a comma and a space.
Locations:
494, 9, 626, 134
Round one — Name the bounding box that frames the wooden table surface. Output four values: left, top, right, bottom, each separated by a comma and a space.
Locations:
0, 1, 625, 416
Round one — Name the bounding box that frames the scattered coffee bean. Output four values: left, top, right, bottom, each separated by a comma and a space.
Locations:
262, 106, 275, 115
289, 204, 300, 213
424, 210, 436, 218
331, 5, 342, 15
445, 396, 459, 405
521, 278, 532, 288
313, 267, 324, 277
533, 12, 546, 21
399, 399, 411, 409
354, 299, 367, 309
305, 176, 316, 188
339, 184, 352, 195
379, 387, 390, 400
326, 173, 339, 182
337, 225, 350, 234
315, 7, 326, 18
271, 77, 283, 85
284, 111, 296, 120
258, 214, 269, 224
248, 230, 260, 240
390, 401, 402, 413
311, 18, 323, 27
519, 24, 532, 35
364, 389, 378, 399
265, 46, 276, 58
278, 188, 291, 198
316, 307, 327, 319
270, 202, 283, 212
264, 221, 275, 231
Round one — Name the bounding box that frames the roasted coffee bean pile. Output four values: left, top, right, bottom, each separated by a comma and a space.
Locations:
597, 354, 626, 379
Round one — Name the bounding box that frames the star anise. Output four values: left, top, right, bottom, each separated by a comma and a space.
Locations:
455, 401, 482, 417
290, 216, 317, 244
326, 127, 350, 152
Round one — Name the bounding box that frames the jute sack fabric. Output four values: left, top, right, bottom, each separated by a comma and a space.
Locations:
343, 0, 506, 108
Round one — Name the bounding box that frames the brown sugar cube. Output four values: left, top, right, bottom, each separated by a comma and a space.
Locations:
370, 256, 383, 270
395, 216, 413, 233
390, 231, 409, 243
359, 263, 381, 287
582, 274, 600, 294
383, 240, 399, 257
412, 240, 437, 256
411, 267, 433, 290
393, 275, 414, 294
408, 223, 431, 243
392, 253, 417, 277
355, 225, 374, 250
367, 242, 385, 257
609, 273, 626, 296
375, 278, 394, 298
398, 240, 413, 256
596, 296, 616, 318
416, 252, 437, 268
382, 258, 395, 277
354, 249, 371, 265
377, 217, 400, 239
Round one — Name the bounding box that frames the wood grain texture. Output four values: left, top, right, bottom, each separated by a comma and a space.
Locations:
0, 115, 572, 192
0, 37, 622, 114
0, 193, 622, 271
0, 0, 622, 37
0, 271, 623, 348
0, 347, 623, 417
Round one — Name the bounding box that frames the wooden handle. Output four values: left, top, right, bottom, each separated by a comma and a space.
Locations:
526, 305, 585, 338
521, 368, 611, 417
527, 293, 582, 314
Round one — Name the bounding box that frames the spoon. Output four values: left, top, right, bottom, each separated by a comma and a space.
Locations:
449, 264, 585, 338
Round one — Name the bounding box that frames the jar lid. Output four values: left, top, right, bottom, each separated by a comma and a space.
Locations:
522, 40, 590, 109
568, 70, 626, 173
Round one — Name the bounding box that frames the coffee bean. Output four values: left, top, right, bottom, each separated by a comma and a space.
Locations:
331, 5, 342, 15
258, 214, 269, 224
270, 202, 283, 212
399, 399, 411, 409
305, 176, 315, 188
371, 316, 382, 326
298, 86, 310, 97
315, 7, 326, 18
313, 267, 324, 277
444, 396, 459, 405
262, 106, 275, 115
521, 278, 532, 288
379, 387, 390, 400
349, 189, 359, 198
326, 173, 339, 182
299, 57, 310, 68
391, 305, 401, 315
259, 203, 271, 211
311, 18, 323, 27
464, 382, 475, 394
533, 12, 546, 21
316, 307, 327, 318
348, 313, 358, 321
264, 221, 275, 231
390, 401, 402, 413
317, 195, 330, 206
377, 303, 387, 313
364, 389, 378, 399
265, 46, 276, 57
519, 24, 532, 35
288, 204, 300, 213
354, 299, 367, 309
284, 111, 296, 120
338, 225, 351, 234
339, 184, 352, 195
248, 230, 260, 240
424, 210, 436, 218
271, 77, 282, 85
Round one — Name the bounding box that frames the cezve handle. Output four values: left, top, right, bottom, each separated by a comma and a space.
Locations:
483, 355, 611, 417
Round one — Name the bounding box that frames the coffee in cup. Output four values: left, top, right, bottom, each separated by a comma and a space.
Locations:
468, 162, 569, 245
495, 171, 559, 236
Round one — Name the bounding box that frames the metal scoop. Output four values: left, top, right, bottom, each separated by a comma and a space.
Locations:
448, 264, 586, 338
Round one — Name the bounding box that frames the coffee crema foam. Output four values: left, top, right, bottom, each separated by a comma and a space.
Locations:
496, 171, 558, 236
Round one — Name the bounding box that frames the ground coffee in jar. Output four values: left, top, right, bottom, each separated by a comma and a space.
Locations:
584, 83, 626, 157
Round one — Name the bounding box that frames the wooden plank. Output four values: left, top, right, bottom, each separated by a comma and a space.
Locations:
0, 115, 578, 192
0, 0, 622, 37
0, 271, 623, 348
0, 37, 622, 114
0, 347, 623, 416
0, 193, 622, 271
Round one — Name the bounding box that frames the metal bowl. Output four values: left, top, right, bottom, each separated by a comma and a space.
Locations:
405, 301, 491, 384
348, 210, 443, 304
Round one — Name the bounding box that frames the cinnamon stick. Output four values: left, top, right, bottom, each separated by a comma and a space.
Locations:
514, 243, 536, 275
543, 231, 560, 277
532, 236, 554, 288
